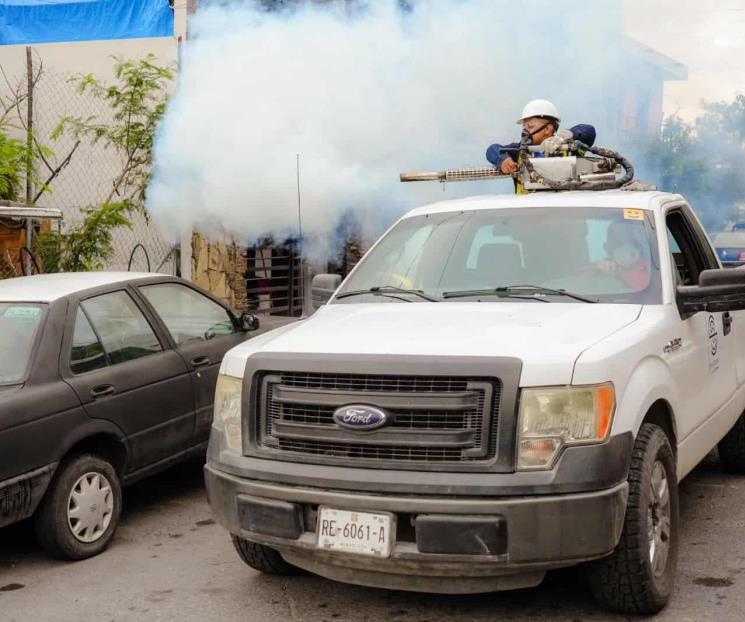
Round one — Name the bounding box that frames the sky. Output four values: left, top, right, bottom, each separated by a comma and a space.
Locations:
623, 0, 745, 121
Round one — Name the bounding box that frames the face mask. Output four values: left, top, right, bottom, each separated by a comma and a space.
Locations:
521, 122, 551, 146
612, 244, 641, 268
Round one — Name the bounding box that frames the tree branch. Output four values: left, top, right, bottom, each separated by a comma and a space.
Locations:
33, 136, 55, 173
32, 139, 80, 204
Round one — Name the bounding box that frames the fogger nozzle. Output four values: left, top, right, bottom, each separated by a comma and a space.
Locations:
400, 166, 509, 183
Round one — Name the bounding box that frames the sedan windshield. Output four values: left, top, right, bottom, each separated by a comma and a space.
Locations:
0, 303, 45, 384
335, 207, 661, 304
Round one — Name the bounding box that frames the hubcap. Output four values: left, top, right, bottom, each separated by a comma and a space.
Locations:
67, 472, 114, 543
647, 460, 671, 577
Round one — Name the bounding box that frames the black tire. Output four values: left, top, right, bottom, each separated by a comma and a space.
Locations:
231, 535, 300, 575
718, 413, 745, 472
34, 454, 122, 560
587, 423, 679, 614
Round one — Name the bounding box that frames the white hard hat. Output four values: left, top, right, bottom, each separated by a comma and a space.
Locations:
516, 99, 561, 124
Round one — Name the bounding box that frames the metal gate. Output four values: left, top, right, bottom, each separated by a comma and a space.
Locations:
244, 240, 303, 317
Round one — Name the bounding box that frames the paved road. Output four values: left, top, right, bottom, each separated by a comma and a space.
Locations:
3, 452, 745, 622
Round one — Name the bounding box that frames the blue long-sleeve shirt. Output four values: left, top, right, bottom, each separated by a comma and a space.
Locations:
486, 124, 597, 167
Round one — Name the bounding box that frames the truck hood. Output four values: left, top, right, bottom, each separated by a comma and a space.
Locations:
222, 302, 643, 386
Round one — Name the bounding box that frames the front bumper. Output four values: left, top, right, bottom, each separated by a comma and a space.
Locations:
205, 464, 628, 594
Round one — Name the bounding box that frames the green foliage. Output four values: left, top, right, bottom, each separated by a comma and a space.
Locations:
53, 54, 174, 210
0, 130, 26, 201
37, 54, 174, 274
36, 202, 131, 272
642, 116, 709, 196
637, 97, 745, 231
698, 94, 745, 144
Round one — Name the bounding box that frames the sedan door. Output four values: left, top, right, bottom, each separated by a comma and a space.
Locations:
136, 282, 247, 442
62, 289, 196, 472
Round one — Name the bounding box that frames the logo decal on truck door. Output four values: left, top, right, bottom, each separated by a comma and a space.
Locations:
663, 337, 682, 354
708, 314, 719, 370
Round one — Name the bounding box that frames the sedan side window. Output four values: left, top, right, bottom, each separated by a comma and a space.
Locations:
81, 291, 162, 365
70, 309, 108, 374
139, 283, 236, 345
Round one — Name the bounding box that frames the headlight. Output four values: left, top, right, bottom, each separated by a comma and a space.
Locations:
213, 374, 243, 451
517, 383, 615, 470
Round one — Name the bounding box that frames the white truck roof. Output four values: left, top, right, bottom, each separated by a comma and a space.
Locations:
0, 272, 167, 303
403, 190, 684, 219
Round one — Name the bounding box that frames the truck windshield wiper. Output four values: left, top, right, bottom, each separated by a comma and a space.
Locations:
335, 286, 440, 302
442, 285, 598, 303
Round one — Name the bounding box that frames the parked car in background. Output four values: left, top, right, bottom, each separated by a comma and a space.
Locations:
0, 272, 259, 560
711, 230, 745, 263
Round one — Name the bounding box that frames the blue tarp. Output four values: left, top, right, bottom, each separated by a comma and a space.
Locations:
0, 0, 174, 45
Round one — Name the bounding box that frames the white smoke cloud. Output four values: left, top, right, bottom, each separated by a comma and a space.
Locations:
147, 0, 624, 258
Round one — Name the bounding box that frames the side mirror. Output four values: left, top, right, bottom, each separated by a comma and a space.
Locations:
239, 312, 260, 332
312, 274, 342, 310
677, 267, 745, 314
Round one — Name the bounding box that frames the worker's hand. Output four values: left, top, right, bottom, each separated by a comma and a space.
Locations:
500, 157, 518, 174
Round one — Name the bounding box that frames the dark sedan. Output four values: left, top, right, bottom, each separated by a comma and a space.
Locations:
0, 272, 259, 559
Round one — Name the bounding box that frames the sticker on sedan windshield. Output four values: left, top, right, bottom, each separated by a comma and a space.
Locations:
623, 209, 644, 221
4, 306, 40, 318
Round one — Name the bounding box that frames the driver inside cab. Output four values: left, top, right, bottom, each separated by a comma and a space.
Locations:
594, 220, 652, 290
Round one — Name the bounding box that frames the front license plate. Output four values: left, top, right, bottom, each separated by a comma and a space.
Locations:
317, 507, 394, 558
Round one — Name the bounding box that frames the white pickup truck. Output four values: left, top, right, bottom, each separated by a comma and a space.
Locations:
205, 190, 745, 614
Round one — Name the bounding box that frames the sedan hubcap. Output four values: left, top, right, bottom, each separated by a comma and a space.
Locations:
67, 472, 114, 543
647, 460, 671, 577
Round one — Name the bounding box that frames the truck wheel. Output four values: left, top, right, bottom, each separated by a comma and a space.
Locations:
718, 413, 745, 472
34, 454, 122, 560
587, 423, 679, 614
231, 536, 300, 575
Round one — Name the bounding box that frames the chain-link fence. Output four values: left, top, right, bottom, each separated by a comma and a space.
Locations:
0, 50, 177, 277
34, 67, 177, 274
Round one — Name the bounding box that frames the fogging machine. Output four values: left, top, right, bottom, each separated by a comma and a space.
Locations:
400, 142, 634, 192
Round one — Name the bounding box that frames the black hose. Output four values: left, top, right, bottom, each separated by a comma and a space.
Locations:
127, 243, 151, 272
19, 246, 40, 276
587, 146, 635, 187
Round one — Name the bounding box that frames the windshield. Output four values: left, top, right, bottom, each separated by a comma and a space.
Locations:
0, 303, 46, 384
335, 207, 661, 304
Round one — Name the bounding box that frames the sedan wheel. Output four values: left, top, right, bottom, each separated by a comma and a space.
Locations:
67, 472, 115, 543
35, 454, 122, 560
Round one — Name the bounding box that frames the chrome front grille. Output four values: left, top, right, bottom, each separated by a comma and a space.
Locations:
256, 372, 501, 466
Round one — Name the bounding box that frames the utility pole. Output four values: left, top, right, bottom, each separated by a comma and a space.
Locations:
177, 0, 197, 281
24, 46, 34, 275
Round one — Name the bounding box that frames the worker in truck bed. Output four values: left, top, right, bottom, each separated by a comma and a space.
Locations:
486, 99, 596, 174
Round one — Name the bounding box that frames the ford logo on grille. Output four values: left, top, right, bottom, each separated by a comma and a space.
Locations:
333, 405, 389, 430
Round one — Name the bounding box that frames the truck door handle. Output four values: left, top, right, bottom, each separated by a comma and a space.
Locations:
724, 312, 733, 336
190, 355, 211, 368
90, 384, 115, 398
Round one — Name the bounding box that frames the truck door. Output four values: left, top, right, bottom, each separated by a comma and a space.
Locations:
665, 206, 738, 442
